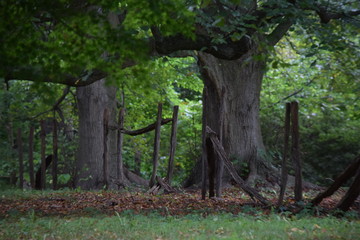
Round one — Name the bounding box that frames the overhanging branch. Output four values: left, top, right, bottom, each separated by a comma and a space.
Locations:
151, 24, 253, 60
5, 67, 107, 87
317, 7, 360, 24
266, 18, 293, 46
120, 118, 173, 136
5, 58, 135, 86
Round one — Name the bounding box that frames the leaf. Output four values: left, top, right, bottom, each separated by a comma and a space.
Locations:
272, 61, 279, 69
212, 17, 225, 27
230, 32, 245, 41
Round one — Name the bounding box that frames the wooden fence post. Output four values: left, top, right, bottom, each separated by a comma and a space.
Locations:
103, 109, 109, 190
40, 120, 46, 190
278, 102, 291, 206
28, 125, 35, 189
52, 119, 58, 190
117, 108, 125, 186
166, 105, 179, 185
291, 101, 302, 202
149, 103, 162, 188
201, 88, 208, 200
17, 128, 23, 189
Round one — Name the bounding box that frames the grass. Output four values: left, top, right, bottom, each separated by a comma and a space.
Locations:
1, 210, 359, 239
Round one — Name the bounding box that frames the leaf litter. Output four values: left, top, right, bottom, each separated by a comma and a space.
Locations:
0, 187, 357, 218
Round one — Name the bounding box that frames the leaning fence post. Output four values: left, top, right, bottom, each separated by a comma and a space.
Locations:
149, 103, 162, 188
336, 165, 360, 211
311, 156, 360, 206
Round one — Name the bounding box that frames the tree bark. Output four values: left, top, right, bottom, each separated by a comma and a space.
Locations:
198, 51, 275, 184
35, 155, 53, 190
103, 108, 110, 190
124, 167, 148, 187
290, 101, 302, 202
75, 79, 118, 189
277, 103, 291, 206
201, 88, 208, 200
166, 105, 179, 185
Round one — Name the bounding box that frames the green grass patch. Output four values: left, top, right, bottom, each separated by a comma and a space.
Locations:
1, 211, 359, 240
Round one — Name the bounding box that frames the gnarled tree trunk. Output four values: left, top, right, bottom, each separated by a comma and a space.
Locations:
75, 79, 118, 189
198, 51, 277, 184
75, 79, 148, 189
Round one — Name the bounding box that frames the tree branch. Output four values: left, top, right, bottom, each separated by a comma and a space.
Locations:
263, 77, 315, 109
5, 67, 107, 87
5, 59, 135, 87
266, 18, 293, 46
31, 86, 71, 119
151, 17, 253, 60
120, 118, 173, 136
317, 7, 360, 24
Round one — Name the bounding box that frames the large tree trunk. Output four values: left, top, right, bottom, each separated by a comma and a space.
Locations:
198, 52, 277, 184
75, 79, 118, 189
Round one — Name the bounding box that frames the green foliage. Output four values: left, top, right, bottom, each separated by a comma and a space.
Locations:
0, 79, 78, 186
261, 24, 360, 185
118, 57, 203, 184
0, 0, 195, 84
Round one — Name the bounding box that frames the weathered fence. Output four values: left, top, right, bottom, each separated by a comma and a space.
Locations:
277, 101, 303, 206
102, 103, 179, 191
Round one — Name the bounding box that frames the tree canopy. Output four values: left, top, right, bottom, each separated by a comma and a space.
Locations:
2, 0, 359, 86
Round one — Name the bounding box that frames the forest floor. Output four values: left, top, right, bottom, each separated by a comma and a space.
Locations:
0, 186, 358, 218
1, 187, 359, 240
